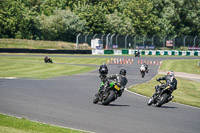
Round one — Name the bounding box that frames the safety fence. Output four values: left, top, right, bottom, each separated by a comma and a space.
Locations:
92, 49, 200, 56
77, 34, 200, 50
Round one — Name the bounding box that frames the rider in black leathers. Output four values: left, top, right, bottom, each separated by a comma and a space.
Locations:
155, 71, 177, 102
106, 69, 128, 97
143, 63, 148, 73
94, 63, 108, 98
44, 56, 53, 63
99, 63, 108, 84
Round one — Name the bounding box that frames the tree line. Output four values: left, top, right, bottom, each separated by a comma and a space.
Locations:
0, 0, 199, 42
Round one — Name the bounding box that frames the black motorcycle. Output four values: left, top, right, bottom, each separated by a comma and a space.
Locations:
44, 58, 53, 63
147, 81, 173, 107
140, 70, 145, 78
93, 79, 124, 105
135, 51, 140, 57
145, 67, 149, 73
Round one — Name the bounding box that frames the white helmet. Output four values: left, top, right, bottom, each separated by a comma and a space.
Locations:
167, 71, 175, 76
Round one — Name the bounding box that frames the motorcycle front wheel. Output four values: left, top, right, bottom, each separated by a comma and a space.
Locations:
147, 97, 154, 106
156, 93, 169, 107
102, 90, 115, 105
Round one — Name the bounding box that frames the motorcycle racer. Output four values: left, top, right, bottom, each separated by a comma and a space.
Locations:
106, 69, 128, 97
155, 71, 177, 102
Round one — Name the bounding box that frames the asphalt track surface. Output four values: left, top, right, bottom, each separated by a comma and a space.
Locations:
0, 55, 200, 133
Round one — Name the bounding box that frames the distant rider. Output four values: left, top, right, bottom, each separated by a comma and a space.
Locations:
143, 63, 148, 73
140, 64, 145, 73
44, 56, 53, 63
135, 49, 140, 57
155, 71, 177, 102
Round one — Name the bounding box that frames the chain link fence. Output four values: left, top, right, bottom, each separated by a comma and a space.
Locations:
77, 34, 200, 50
0, 35, 199, 50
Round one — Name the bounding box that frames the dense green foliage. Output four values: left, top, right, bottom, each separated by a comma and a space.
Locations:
0, 0, 199, 41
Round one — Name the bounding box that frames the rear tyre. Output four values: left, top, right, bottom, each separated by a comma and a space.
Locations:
102, 90, 115, 105
156, 93, 168, 107
142, 72, 145, 78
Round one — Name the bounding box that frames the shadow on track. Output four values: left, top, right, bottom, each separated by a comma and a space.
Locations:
96, 103, 130, 107
150, 105, 178, 109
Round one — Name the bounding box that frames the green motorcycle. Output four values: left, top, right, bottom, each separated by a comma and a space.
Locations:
93, 79, 123, 105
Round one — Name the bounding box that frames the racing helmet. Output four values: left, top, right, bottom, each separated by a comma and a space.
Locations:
167, 71, 175, 77
119, 69, 126, 76
99, 63, 108, 75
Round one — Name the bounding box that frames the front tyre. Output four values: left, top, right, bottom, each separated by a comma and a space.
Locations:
102, 90, 115, 105
147, 97, 154, 106
93, 97, 99, 104
156, 93, 168, 107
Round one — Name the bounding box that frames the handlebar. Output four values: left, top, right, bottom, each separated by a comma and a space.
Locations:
157, 80, 164, 84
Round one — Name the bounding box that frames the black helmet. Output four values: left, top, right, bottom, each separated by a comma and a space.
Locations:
99, 63, 108, 75
119, 69, 126, 76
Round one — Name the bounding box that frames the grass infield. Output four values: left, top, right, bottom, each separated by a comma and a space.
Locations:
0, 56, 108, 79
0, 114, 86, 133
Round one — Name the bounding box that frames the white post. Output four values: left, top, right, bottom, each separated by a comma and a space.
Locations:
85, 34, 89, 43
183, 35, 187, 47
93, 33, 97, 39
76, 33, 81, 49
193, 36, 197, 47
106, 33, 110, 49
134, 34, 138, 49
111, 34, 115, 47
125, 34, 129, 49
152, 35, 156, 45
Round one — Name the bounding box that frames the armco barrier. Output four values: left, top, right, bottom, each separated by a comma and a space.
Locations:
92, 49, 200, 56
0, 48, 91, 54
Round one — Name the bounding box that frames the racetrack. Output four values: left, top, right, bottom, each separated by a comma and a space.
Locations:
0, 56, 200, 133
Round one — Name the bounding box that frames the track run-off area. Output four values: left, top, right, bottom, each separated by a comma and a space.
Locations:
0, 55, 200, 133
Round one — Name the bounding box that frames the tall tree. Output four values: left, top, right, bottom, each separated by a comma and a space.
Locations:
123, 0, 160, 35
106, 11, 135, 35
38, 9, 86, 41
73, 2, 109, 34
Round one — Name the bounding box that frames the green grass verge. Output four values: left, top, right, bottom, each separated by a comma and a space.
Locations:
0, 39, 91, 50
0, 114, 86, 133
0, 56, 108, 79
160, 59, 200, 75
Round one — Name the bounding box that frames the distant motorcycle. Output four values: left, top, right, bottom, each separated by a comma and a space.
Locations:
140, 70, 145, 78
140, 65, 146, 78
44, 56, 53, 63
93, 79, 123, 105
135, 51, 140, 57
147, 81, 173, 107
